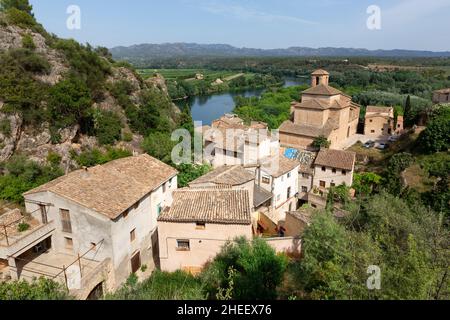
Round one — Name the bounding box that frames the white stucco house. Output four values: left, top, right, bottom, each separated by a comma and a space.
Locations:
8, 154, 178, 297
158, 188, 253, 273
201, 114, 279, 168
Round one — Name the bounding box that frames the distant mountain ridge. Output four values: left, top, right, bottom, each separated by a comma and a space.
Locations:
110, 42, 450, 60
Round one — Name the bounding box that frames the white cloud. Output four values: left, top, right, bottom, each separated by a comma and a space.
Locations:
199, 1, 316, 25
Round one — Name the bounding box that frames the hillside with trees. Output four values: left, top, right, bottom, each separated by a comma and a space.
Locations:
0, 0, 210, 203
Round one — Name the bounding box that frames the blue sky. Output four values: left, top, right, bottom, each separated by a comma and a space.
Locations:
29, 0, 450, 51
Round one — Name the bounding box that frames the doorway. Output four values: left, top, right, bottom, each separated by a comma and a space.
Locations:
87, 282, 104, 300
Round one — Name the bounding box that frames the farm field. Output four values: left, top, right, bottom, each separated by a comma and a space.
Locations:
137, 68, 243, 81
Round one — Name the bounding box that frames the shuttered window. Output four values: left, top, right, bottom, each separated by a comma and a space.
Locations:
131, 252, 141, 274
60, 209, 72, 233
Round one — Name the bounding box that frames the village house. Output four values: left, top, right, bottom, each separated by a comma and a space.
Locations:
432, 88, 450, 104
188, 165, 272, 215
281, 148, 316, 202
201, 114, 279, 168
364, 106, 395, 136
157, 188, 253, 273
1, 154, 177, 298
247, 156, 300, 235
308, 149, 356, 208
279, 69, 361, 150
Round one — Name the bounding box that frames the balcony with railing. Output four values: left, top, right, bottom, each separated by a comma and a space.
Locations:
0, 208, 55, 259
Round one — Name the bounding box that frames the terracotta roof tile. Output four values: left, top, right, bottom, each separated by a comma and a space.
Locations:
311, 69, 330, 76
302, 84, 342, 96
158, 189, 251, 225
24, 154, 178, 219
314, 149, 356, 171
189, 165, 254, 186
260, 155, 300, 178
366, 106, 393, 114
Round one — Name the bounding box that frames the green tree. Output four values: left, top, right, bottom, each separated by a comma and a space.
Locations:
417, 105, 450, 153
176, 163, 211, 188
352, 172, 382, 197
93, 110, 123, 145
312, 136, 331, 149
142, 132, 175, 164
47, 75, 93, 129
0, 0, 33, 15
404, 95, 412, 127
202, 237, 288, 300
293, 211, 352, 299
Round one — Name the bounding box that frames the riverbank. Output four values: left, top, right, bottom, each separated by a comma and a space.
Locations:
177, 77, 307, 126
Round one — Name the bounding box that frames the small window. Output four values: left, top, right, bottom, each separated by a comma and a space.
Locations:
163, 183, 167, 193
123, 211, 129, 219
277, 194, 281, 201
302, 173, 309, 179
311, 204, 317, 208
321, 167, 326, 172
320, 181, 326, 188
331, 183, 336, 187
60, 209, 72, 234
234, 152, 238, 158
130, 229, 136, 242
168, 178, 173, 188
177, 240, 190, 251
302, 186, 308, 193
262, 176, 270, 184
370, 119, 373, 123
287, 172, 292, 178
371, 130, 375, 133
287, 187, 292, 199
342, 170, 347, 175
196, 222, 206, 230
65, 237, 73, 250
131, 251, 141, 274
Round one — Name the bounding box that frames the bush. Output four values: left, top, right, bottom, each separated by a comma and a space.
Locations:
17, 222, 30, 232
8, 48, 50, 74
105, 270, 206, 300
46, 152, 61, 167
93, 110, 123, 145
47, 75, 93, 129
0, 119, 11, 136
5, 7, 35, 27
312, 136, 331, 149
0, 278, 70, 300
202, 237, 288, 300
71, 147, 132, 167
0, 155, 63, 203
141, 132, 174, 163
22, 33, 35, 50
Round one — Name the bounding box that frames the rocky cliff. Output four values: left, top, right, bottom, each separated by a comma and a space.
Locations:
0, 12, 179, 171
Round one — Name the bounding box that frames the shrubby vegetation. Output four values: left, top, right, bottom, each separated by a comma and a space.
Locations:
417, 104, 450, 153
105, 271, 206, 300
201, 238, 288, 300
70, 147, 132, 168
0, 278, 70, 300
107, 238, 287, 300
0, 155, 63, 203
